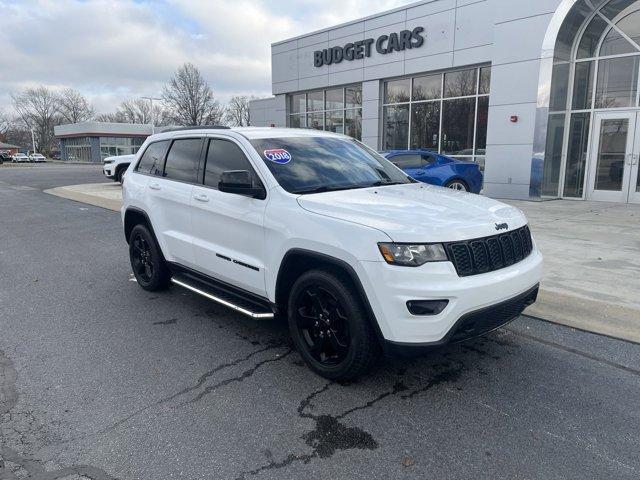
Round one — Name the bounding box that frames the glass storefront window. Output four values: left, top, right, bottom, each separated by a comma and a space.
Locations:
616, 10, 640, 45
382, 66, 490, 163
572, 61, 594, 110
345, 86, 362, 108
345, 109, 362, 140
550, 62, 570, 111
595, 56, 640, 108
441, 98, 476, 155
307, 112, 324, 130
325, 110, 344, 134
384, 79, 410, 103
475, 96, 489, 154
576, 15, 608, 58
410, 102, 440, 150
563, 112, 591, 198
412, 75, 441, 101
290, 94, 305, 114
444, 68, 477, 98
600, 27, 637, 56
290, 114, 305, 128
383, 105, 409, 150
307, 91, 324, 112
542, 114, 565, 196
325, 88, 344, 110
288, 85, 362, 140
479, 67, 491, 95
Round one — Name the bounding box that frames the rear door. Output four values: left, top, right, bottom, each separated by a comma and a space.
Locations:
191, 137, 268, 296
144, 137, 203, 268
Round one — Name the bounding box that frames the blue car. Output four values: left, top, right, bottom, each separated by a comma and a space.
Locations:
382, 150, 483, 194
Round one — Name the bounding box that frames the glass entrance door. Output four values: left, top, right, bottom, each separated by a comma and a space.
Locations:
587, 111, 639, 203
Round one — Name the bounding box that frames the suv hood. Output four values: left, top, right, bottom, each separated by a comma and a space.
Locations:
296, 183, 527, 242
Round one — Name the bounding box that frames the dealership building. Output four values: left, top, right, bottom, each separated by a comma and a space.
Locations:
249, 0, 640, 203
54, 122, 152, 163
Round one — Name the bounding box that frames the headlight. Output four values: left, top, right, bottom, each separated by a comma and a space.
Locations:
378, 243, 447, 267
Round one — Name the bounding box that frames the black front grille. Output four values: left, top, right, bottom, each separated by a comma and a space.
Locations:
445, 226, 533, 277
449, 285, 539, 343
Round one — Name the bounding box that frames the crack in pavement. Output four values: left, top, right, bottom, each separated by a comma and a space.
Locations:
236, 359, 466, 479
183, 349, 293, 405
0, 349, 119, 480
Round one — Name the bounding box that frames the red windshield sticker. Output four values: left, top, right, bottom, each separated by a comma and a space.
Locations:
264, 149, 292, 164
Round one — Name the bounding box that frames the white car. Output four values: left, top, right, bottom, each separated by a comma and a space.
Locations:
103, 154, 134, 183
29, 153, 46, 163
12, 153, 29, 163
122, 127, 542, 380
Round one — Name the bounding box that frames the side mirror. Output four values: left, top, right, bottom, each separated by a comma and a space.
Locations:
218, 170, 266, 199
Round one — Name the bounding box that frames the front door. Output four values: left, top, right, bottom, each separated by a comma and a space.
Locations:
587, 111, 640, 203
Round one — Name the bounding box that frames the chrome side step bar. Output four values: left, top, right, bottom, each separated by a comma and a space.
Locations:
171, 277, 275, 319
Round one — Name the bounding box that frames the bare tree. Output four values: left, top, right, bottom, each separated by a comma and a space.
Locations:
56, 88, 94, 124
162, 63, 225, 126
225, 95, 254, 127
0, 110, 11, 137
12, 87, 59, 153
95, 99, 168, 126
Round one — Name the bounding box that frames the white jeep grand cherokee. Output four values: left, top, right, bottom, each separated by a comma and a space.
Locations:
122, 126, 542, 380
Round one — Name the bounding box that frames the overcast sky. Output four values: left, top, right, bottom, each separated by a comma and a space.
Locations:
0, 0, 413, 115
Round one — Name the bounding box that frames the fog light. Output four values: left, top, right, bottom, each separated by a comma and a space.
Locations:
406, 299, 449, 316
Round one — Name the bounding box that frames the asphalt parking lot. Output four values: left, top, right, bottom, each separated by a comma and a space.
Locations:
1, 164, 640, 480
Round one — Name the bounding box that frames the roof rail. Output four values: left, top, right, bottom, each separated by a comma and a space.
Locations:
161, 125, 231, 132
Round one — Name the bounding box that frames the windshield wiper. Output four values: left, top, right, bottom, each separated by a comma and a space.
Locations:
292, 185, 356, 195
366, 180, 406, 187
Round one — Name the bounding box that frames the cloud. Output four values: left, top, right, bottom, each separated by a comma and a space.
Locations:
0, 0, 411, 115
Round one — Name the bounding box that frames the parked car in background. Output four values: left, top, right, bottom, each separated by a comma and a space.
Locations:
12, 153, 30, 163
0, 152, 12, 163
103, 154, 134, 184
381, 150, 483, 194
29, 153, 46, 163
50, 152, 61, 160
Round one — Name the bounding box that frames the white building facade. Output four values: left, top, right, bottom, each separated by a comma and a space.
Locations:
249, 0, 640, 203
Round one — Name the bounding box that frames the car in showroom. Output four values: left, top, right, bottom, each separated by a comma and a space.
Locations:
381, 150, 483, 193
122, 127, 541, 380
12, 153, 30, 163
29, 153, 46, 163
103, 154, 134, 184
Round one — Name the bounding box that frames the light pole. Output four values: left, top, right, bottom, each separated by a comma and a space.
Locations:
30, 128, 36, 154
141, 96, 161, 134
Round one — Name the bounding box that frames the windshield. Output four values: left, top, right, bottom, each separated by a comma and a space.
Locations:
249, 136, 410, 194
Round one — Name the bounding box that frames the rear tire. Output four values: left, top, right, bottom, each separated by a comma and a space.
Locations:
288, 268, 380, 381
129, 224, 171, 291
445, 179, 469, 192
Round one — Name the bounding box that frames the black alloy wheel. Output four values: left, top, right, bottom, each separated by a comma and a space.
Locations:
128, 224, 170, 291
131, 232, 154, 284
295, 286, 350, 366
288, 269, 379, 380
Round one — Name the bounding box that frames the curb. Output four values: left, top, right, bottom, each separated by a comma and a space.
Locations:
527, 289, 640, 344
44, 184, 122, 212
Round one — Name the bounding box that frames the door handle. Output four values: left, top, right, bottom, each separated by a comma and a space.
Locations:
633, 154, 638, 166
149, 183, 161, 190
193, 193, 209, 202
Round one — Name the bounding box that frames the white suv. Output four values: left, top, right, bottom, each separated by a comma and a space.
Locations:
122, 127, 542, 380
103, 154, 135, 183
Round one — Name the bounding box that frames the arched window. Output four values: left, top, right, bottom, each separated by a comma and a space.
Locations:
543, 0, 640, 198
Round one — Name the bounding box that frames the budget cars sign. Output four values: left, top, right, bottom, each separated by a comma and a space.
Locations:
313, 27, 425, 68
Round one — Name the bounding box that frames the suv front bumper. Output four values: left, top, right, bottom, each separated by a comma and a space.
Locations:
103, 164, 115, 178
358, 248, 543, 346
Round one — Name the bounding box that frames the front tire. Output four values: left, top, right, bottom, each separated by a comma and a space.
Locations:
116, 167, 126, 184
288, 268, 380, 381
129, 224, 171, 291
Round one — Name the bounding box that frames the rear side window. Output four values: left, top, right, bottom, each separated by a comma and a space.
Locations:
391, 154, 422, 169
163, 138, 202, 183
136, 141, 169, 176
422, 154, 437, 165
204, 139, 257, 188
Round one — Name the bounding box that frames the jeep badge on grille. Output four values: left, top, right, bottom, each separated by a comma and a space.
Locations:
495, 223, 508, 231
